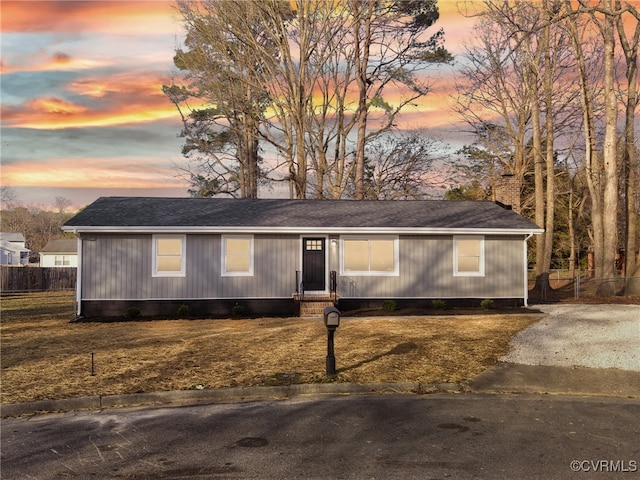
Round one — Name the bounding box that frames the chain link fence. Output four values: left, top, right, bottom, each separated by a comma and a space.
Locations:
528, 269, 626, 300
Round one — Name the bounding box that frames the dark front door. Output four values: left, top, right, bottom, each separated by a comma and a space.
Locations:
302, 237, 326, 291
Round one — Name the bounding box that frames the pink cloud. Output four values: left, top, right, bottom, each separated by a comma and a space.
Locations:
2, 156, 182, 189
1, 0, 176, 34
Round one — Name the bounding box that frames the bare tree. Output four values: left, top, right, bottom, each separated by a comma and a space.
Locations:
614, 0, 640, 294
1, 205, 74, 253
453, 6, 533, 190
596, 0, 620, 296
54, 196, 73, 214
165, 0, 280, 198
531, 0, 573, 295
563, 1, 605, 286
454, 0, 578, 296
455, 0, 637, 297
0, 186, 18, 210
348, 0, 452, 199
360, 132, 447, 200
169, 0, 450, 199
565, 0, 624, 295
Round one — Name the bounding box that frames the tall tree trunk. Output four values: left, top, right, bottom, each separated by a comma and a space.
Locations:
615, 0, 640, 294
352, 0, 373, 200
542, 5, 556, 297
530, 65, 548, 298
568, 190, 577, 278
566, 0, 605, 289
598, 1, 619, 296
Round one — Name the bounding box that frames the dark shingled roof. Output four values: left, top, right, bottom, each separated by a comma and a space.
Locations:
64, 197, 541, 232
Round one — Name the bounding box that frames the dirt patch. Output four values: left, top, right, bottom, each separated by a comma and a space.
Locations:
1, 292, 542, 404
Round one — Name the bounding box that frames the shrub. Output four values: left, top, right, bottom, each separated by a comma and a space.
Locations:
176, 304, 191, 318
381, 300, 397, 312
231, 304, 245, 317
480, 299, 494, 310
432, 299, 446, 310
125, 306, 141, 319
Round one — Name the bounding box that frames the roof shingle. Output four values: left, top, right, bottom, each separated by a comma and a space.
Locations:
64, 197, 542, 232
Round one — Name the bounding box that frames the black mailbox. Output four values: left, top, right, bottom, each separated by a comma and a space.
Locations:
323, 306, 340, 376
323, 306, 340, 328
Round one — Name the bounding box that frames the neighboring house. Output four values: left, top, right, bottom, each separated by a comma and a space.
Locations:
0, 232, 30, 266
40, 238, 78, 267
63, 197, 543, 319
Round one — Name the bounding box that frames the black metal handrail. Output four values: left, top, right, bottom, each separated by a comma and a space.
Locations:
295, 270, 304, 301
295, 270, 337, 304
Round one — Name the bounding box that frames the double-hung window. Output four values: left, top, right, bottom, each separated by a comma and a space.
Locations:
341, 236, 398, 276
153, 235, 186, 277
55, 255, 71, 266
222, 235, 254, 276
454, 235, 484, 276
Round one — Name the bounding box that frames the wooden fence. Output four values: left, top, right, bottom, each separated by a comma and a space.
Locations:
0, 266, 77, 293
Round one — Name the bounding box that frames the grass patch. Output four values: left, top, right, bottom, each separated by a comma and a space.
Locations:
1, 291, 542, 404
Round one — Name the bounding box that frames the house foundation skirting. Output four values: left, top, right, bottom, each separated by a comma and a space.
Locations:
79, 298, 298, 320
337, 297, 526, 311
77, 297, 527, 320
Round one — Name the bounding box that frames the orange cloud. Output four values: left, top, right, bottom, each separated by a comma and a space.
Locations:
68, 72, 164, 98
1, 0, 176, 35
25, 97, 88, 115
1, 157, 182, 189
2, 71, 177, 129
2, 103, 176, 130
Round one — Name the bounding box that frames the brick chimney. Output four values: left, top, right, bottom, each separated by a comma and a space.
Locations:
494, 174, 521, 214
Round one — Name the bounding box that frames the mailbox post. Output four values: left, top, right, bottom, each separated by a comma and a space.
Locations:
323, 307, 341, 376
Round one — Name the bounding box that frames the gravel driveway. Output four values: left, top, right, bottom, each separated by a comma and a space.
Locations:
501, 304, 640, 371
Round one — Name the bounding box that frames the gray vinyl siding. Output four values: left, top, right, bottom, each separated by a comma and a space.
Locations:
339, 235, 525, 299
81, 234, 299, 300
81, 233, 526, 301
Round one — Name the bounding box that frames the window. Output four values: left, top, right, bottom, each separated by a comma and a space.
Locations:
222, 235, 254, 276
342, 237, 398, 276
54, 255, 71, 266
153, 235, 185, 277
454, 236, 484, 276
305, 239, 323, 251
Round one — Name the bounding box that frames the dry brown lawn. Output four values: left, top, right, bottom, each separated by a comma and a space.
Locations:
1, 291, 542, 404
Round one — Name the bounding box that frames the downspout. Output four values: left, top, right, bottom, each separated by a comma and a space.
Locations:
75, 232, 82, 318
524, 233, 534, 306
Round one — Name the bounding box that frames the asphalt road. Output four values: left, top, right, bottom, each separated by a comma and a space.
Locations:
2, 393, 639, 480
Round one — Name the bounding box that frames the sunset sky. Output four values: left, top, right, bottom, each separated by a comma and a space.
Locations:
1, 0, 477, 208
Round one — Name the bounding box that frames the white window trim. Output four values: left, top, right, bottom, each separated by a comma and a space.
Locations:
152, 234, 186, 277
221, 234, 254, 277
453, 235, 485, 277
340, 236, 399, 276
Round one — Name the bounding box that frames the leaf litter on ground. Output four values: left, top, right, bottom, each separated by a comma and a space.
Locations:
1, 291, 542, 404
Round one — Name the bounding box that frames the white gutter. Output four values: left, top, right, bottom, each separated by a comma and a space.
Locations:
75, 235, 82, 317
63, 225, 545, 236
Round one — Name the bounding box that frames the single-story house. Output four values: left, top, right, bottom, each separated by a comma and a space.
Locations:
0, 232, 30, 266
63, 197, 543, 319
40, 238, 78, 267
